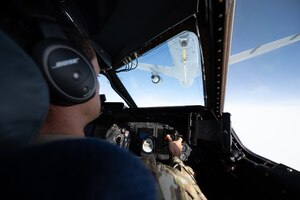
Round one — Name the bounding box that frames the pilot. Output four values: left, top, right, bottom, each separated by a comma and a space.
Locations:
30, 21, 158, 199
141, 134, 207, 200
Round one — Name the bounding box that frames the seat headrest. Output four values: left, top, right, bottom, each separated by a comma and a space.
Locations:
0, 30, 49, 151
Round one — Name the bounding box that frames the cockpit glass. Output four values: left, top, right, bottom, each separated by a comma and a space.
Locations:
101, 31, 204, 107
225, 0, 300, 171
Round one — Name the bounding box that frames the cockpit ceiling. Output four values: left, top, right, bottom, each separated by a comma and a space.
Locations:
9, 0, 198, 68
71, 0, 199, 67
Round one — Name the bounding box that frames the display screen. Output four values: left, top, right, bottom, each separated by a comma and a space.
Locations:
137, 128, 153, 139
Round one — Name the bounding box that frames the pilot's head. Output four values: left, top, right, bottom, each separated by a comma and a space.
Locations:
36, 23, 102, 136
44, 26, 101, 126
1, 6, 101, 134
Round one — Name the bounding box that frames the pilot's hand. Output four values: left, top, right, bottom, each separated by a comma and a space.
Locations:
165, 134, 183, 158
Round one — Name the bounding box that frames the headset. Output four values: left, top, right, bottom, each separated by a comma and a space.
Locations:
32, 22, 97, 106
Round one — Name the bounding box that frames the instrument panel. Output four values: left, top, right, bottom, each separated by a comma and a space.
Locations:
92, 104, 211, 163
105, 122, 192, 161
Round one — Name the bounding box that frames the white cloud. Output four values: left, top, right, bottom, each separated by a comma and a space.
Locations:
225, 103, 300, 171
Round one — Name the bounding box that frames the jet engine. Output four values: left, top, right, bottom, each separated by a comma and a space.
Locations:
151, 74, 161, 84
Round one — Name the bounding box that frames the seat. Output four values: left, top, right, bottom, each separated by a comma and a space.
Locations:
0, 30, 49, 151
0, 30, 157, 200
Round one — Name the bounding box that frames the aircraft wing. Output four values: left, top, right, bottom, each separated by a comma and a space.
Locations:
229, 33, 300, 65
137, 63, 175, 77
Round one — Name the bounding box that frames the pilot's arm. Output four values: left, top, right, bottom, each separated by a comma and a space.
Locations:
165, 134, 194, 172
164, 134, 208, 200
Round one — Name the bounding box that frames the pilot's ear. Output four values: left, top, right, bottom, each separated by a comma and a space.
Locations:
32, 23, 97, 106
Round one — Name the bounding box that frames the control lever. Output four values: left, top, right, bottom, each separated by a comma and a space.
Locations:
164, 130, 183, 141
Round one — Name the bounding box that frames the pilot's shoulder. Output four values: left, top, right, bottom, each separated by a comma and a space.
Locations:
141, 155, 207, 200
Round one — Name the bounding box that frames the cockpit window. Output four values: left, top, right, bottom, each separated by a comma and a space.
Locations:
225, 0, 300, 171
113, 31, 204, 107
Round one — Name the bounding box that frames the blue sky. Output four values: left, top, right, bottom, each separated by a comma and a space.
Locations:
230, 0, 300, 54
225, 0, 300, 170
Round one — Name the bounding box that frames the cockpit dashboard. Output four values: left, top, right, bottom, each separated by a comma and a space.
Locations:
88, 102, 208, 164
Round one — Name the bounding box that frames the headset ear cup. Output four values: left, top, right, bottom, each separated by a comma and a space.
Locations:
33, 38, 97, 106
